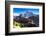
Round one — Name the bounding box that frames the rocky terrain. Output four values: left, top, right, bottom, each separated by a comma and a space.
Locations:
13, 12, 39, 27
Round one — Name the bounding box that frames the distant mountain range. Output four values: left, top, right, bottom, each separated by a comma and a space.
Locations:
14, 11, 39, 18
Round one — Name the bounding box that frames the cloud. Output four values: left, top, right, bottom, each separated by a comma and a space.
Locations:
13, 13, 20, 16
34, 13, 39, 15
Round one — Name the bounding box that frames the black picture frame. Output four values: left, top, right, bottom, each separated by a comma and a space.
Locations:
5, 1, 45, 35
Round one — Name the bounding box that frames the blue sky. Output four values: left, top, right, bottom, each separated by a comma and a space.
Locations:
13, 8, 39, 16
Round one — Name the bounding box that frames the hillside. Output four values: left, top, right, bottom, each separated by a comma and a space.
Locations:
13, 15, 39, 27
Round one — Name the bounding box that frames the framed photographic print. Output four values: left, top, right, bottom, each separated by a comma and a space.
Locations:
5, 1, 45, 35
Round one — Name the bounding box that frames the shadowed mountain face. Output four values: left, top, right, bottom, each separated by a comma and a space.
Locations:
28, 15, 39, 27
13, 11, 39, 27
14, 16, 29, 23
